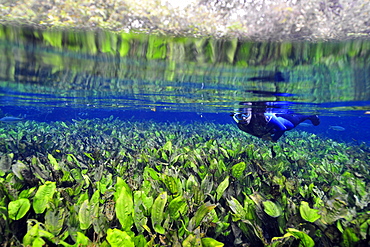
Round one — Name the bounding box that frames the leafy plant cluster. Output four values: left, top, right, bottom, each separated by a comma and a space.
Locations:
0, 117, 369, 246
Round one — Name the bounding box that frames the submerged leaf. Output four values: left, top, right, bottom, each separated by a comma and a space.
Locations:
0, 153, 13, 173
8, 198, 30, 220
78, 199, 92, 230
231, 162, 246, 179
151, 192, 167, 234
115, 178, 134, 231
216, 176, 229, 201
342, 228, 360, 247
182, 233, 202, 247
106, 229, 134, 247
300, 201, 320, 223
161, 174, 180, 195
48, 154, 60, 171
33, 181, 56, 214
45, 208, 65, 235
200, 174, 213, 194
12, 161, 28, 180
188, 202, 216, 232
227, 196, 245, 220
286, 228, 314, 247
201, 237, 224, 247
74, 232, 91, 246
163, 140, 173, 154
262, 200, 282, 218
168, 195, 187, 220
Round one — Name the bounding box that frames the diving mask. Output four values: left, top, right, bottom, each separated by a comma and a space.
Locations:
232, 112, 251, 124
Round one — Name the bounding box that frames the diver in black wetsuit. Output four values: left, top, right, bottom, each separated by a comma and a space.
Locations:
231, 102, 320, 142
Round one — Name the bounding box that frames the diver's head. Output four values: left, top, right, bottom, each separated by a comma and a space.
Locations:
232, 112, 252, 125
232, 102, 253, 125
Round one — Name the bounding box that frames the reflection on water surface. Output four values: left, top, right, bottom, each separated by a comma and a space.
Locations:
0, 25, 369, 116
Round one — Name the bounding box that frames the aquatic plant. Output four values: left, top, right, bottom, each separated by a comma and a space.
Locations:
0, 118, 369, 246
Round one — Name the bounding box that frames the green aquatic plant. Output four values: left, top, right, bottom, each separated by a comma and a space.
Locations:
299, 201, 320, 223
8, 198, 30, 221
0, 118, 369, 246
33, 181, 56, 214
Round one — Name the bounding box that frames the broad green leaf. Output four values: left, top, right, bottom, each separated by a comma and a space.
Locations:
168, 195, 187, 220
360, 218, 370, 239
23, 220, 56, 246
48, 154, 60, 171
12, 161, 27, 180
75, 232, 91, 246
133, 191, 148, 233
216, 176, 229, 201
133, 234, 147, 247
226, 38, 238, 63
200, 174, 213, 194
227, 196, 245, 220
182, 233, 202, 247
342, 228, 360, 247
70, 168, 83, 182
161, 174, 180, 195
33, 181, 56, 214
23, 220, 40, 245
45, 208, 65, 235
262, 200, 282, 218
90, 190, 100, 205
78, 199, 92, 230
114, 177, 133, 201
286, 228, 314, 247
100, 32, 112, 53
115, 178, 134, 231
186, 174, 199, 192
76, 191, 89, 205
151, 192, 167, 234
188, 202, 216, 231
163, 140, 173, 153
42, 31, 62, 47
231, 162, 246, 179
300, 201, 321, 223
106, 229, 134, 247
201, 237, 224, 247
146, 36, 166, 60
143, 167, 159, 180
32, 237, 46, 246
135, 189, 153, 211
19, 187, 36, 199
161, 151, 168, 162
8, 198, 30, 220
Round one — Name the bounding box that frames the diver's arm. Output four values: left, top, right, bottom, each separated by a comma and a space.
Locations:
264, 113, 288, 142
265, 113, 287, 131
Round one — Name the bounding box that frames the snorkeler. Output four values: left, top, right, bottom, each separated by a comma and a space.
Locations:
231, 102, 320, 142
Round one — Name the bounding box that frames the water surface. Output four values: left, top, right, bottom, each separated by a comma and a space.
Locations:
0, 25, 369, 143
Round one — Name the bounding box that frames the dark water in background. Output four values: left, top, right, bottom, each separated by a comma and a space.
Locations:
0, 25, 369, 144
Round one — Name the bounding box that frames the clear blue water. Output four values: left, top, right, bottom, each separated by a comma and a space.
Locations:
0, 26, 369, 144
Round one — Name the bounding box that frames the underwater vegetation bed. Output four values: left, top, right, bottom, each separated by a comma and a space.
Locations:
0, 117, 370, 246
